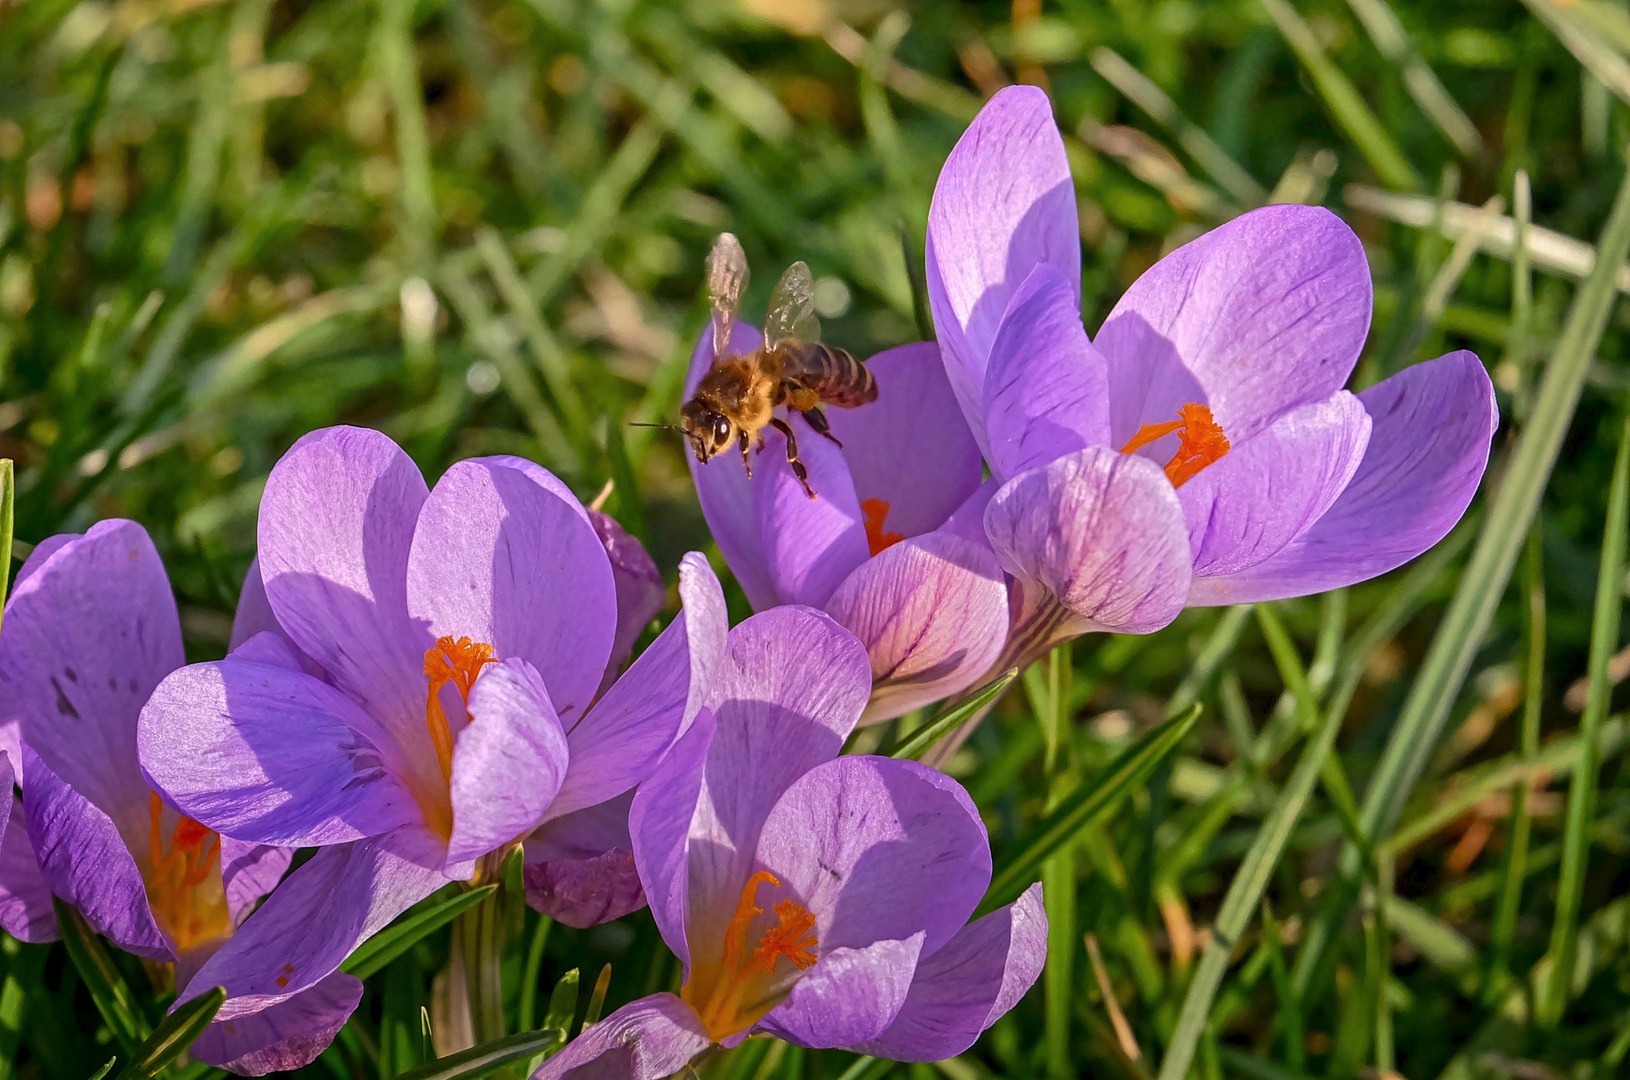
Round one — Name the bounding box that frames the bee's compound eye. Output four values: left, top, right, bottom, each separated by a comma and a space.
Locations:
713, 416, 733, 445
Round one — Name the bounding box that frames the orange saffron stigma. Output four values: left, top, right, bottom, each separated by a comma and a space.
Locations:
861, 498, 905, 557
424, 636, 497, 783
146, 792, 230, 953
686, 871, 820, 1039
1119, 403, 1230, 488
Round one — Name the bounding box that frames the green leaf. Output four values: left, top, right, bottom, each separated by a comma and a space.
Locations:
342, 884, 497, 981
111, 986, 225, 1080
1297, 147, 1630, 997
86, 1060, 116, 1080
1157, 617, 1349, 1080
1540, 413, 1630, 1025
542, 968, 579, 1037
982, 703, 1202, 911
0, 459, 13, 622
890, 669, 1018, 761
392, 1029, 568, 1080
580, 964, 611, 1034
52, 899, 149, 1057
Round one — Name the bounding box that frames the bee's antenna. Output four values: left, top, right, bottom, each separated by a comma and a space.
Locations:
628, 421, 681, 431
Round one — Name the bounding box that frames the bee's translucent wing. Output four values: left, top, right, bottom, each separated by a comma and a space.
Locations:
706, 233, 749, 359
763, 261, 820, 349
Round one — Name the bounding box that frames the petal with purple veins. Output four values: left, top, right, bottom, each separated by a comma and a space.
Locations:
753, 756, 990, 959
407, 456, 617, 724
854, 882, 1047, 1062
983, 265, 1110, 481
446, 659, 569, 868
825, 532, 1008, 724
589, 509, 666, 690
180, 835, 447, 1019
221, 839, 293, 929
257, 426, 429, 748
828, 343, 983, 543
1179, 391, 1371, 578
549, 554, 727, 820
22, 746, 170, 960
686, 610, 870, 954
1095, 204, 1372, 444
0, 794, 57, 943
524, 792, 643, 928
529, 993, 711, 1080
629, 710, 715, 974
755, 935, 924, 1049
1188, 351, 1496, 605
753, 416, 870, 609
188, 971, 363, 1076
927, 85, 1079, 449
0, 519, 182, 835
984, 447, 1191, 635
138, 659, 422, 848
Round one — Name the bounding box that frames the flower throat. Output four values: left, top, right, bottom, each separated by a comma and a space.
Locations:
1119, 403, 1230, 487
683, 871, 819, 1040
146, 792, 230, 953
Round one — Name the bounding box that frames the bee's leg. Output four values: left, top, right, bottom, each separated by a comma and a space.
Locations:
770, 418, 816, 499
738, 431, 753, 479
800, 407, 843, 448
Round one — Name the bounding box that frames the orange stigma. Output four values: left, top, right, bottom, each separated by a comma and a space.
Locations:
424, 636, 497, 783
146, 792, 230, 954
861, 498, 905, 557
683, 871, 820, 1040
1119, 403, 1230, 488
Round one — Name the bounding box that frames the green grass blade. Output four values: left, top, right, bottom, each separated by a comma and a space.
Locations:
890, 669, 1018, 761
983, 704, 1202, 912
516, 915, 554, 1034
1296, 146, 1630, 996
1539, 414, 1630, 1025
580, 964, 611, 1034
1340, 0, 1482, 157
342, 884, 497, 981
393, 1029, 567, 1080
1157, 614, 1350, 1080
542, 968, 579, 1037
87, 1060, 116, 1080
1257, 0, 1423, 191
111, 986, 224, 1080
0, 459, 12, 620
51, 900, 149, 1058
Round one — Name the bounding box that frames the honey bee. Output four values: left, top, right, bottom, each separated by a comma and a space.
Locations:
680, 233, 876, 499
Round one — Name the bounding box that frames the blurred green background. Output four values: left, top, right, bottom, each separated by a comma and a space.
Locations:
5, 0, 1630, 1077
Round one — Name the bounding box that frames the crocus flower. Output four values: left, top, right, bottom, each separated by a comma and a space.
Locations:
0, 519, 356, 1073
926, 86, 1497, 669
532, 605, 1046, 1079
138, 426, 722, 1028
688, 318, 1009, 723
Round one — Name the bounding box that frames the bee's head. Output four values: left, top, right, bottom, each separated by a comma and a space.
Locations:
680, 400, 736, 462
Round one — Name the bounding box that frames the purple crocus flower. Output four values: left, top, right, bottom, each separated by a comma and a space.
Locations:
136, 425, 721, 1030
0, 520, 355, 1073
688, 318, 1009, 723
926, 86, 1497, 668
531, 606, 1046, 1078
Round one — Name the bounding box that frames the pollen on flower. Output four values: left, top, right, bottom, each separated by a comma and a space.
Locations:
861, 498, 905, 557
684, 870, 820, 1040
1119, 402, 1230, 488
145, 792, 230, 954
750, 899, 819, 973
423, 636, 497, 784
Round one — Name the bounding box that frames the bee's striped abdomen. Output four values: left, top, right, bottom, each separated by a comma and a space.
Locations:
779, 342, 877, 408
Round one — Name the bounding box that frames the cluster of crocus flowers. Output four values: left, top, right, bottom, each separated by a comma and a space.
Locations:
132, 425, 725, 1033
926, 86, 1498, 673
534, 605, 1046, 1078
687, 326, 1009, 723
0, 520, 354, 1073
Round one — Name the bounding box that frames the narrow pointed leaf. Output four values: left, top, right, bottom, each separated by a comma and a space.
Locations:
53, 899, 148, 1057
87, 1060, 116, 1080
542, 968, 579, 1037
891, 669, 1019, 760
112, 986, 225, 1080
342, 885, 497, 981
984, 704, 1202, 910
393, 1029, 568, 1080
